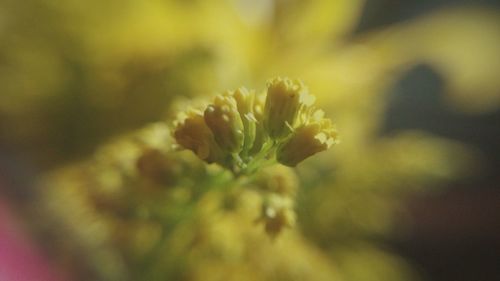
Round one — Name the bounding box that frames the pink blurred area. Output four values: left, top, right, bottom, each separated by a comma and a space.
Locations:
0, 196, 67, 281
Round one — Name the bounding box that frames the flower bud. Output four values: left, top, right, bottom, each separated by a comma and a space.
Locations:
257, 194, 295, 238
277, 117, 338, 167
204, 94, 245, 153
249, 92, 266, 155
264, 77, 315, 139
173, 109, 225, 163
233, 87, 257, 153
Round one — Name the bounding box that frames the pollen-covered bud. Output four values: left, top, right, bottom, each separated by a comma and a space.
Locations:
173, 109, 225, 163
204, 93, 245, 153
257, 194, 296, 239
233, 87, 257, 153
264, 77, 315, 139
277, 114, 338, 167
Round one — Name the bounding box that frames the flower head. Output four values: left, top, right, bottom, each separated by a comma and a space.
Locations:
264, 77, 315, 139
172, 78, 337, 174
277, 113, 338, 167
204, 93, 245, 153
173, 109, 226, 164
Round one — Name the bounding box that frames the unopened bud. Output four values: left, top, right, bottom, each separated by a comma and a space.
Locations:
257, 194, 296, 238
204, 94, 244, 153
173, 109, 225, 163
264, 77, 315, 139
277, 117, 338, 167
233, 87, 257, 153
249, 92, 267, 155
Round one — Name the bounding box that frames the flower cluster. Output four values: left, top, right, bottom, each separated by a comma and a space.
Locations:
173, 77, 338, 174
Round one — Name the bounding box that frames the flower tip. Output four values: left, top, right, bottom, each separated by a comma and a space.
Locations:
204, 94, 244, 153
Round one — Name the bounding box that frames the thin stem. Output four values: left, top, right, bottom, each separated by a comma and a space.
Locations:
136, 169, 233, 278
243, 140, 276, 175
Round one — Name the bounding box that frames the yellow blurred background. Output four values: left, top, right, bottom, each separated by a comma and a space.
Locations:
1, 0, 499, 281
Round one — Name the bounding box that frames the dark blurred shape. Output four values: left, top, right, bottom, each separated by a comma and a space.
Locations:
380, 63, 500, 182
354, 0, 500, 34
398, 188, 500, 281
380, 64, 500, 281
0, 146, 37, 203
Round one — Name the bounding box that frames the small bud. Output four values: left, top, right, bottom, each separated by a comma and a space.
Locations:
173, 109, 225, 163
249, 92, 267, 155
264, 77, 315, 139
233, 87, 257, 153
277, 117, 338, 167
257, 194, 296, 238
204, 94, 245, 153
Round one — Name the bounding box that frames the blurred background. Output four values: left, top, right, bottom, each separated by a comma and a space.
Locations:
1, 0, 499, 280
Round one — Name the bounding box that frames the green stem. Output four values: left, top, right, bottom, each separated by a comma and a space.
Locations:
243, 140, 276, 175
136, 169, 233, 279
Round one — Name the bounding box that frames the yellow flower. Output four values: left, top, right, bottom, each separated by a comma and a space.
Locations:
264, 77, 315, 139
172, 78, 337, 173
173, 109, 225, 163
204, 93, 245, 153
277, 116, 338, 167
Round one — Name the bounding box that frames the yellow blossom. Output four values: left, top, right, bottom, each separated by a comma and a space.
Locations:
172, 78, 337, 174
264, 77, 315, 139
204, 93, 245, 153
173, 109, 225, 163
277, 117, 338, 167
